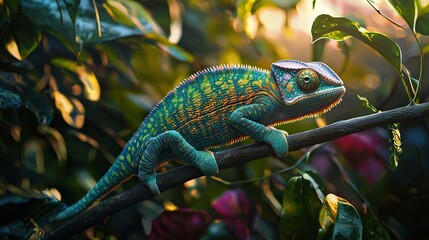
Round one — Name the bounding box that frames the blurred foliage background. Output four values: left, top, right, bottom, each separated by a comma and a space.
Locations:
1, 0, 429, 239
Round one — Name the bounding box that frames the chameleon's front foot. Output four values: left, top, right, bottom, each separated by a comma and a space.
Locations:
265, 127, 289, 157
190, 150, 219, 176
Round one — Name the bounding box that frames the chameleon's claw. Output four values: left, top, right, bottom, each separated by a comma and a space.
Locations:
268, 126, 288, 136
191, 150, 219, 176
139, 173, 160, 195
265, 127, 289, 157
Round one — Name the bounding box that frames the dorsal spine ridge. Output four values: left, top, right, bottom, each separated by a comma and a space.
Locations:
185, 64, 268, 83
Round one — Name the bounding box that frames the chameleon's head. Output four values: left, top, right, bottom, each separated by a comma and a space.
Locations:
271, 60, 346, 120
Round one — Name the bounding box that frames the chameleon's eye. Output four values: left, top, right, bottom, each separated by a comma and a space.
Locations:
296, 69, 320, 92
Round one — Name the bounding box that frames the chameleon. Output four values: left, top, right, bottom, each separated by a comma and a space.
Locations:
55, 60, 345, 220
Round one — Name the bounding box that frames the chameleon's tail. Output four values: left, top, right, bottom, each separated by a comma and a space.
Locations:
54, 156, 133, 220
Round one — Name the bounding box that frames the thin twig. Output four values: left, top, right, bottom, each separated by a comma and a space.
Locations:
211, 144, 322, 185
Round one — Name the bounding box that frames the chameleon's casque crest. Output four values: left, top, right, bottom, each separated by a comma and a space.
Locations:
271, 60, 345, 105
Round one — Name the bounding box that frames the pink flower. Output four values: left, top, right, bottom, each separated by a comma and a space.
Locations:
335, 129, 388, 184
149, 209, 212, 240
211, 189, 258, 240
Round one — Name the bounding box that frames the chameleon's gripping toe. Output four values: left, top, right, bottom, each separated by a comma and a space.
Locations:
265, 127, 289, 157
191, 150, 219, 176
138, 150, 218, 195
139, 172, 160, 195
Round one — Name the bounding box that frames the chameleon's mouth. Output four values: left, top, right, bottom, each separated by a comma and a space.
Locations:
282, 85, 345, 106
271, 86, 345, 126
317, 86, 346, 113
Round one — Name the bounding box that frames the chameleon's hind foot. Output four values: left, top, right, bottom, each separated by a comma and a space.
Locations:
138, 172, 160, 195
139, 130, 218, 196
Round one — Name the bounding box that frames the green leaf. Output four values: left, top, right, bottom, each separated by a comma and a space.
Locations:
319, 194, 363, 240
1, 15, 41, 60
0, 86, 22, 109
280, 175, 323, 240
20, 0, 79, 51
52, 91, 85, 128
386, 0, 417, 32
357, 95, 379, 113
144, 33, 194, 62
160, 44, 194, 62
22, 86, 54, 125
38, 125, 67, 163
20, 0, 163, 50
312, 14, 402, 74
51, 58, 100, 101
360, 210, 391, 240
63, 0, 81, 24
23, 139, 45, 173
416, 5, 429, 35
302, 171, 327, 201
312, 38, 327, 61
74, 0, 161, 44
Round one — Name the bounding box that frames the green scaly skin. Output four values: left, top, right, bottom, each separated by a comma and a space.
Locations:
55, 60, 345, 220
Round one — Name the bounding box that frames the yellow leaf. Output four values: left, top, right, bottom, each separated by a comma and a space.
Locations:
67, 129, 100, 148
42, 188, 62, 201
320, 194, 353, 231
51, 58, 101, 101
319, 193, 339, 232
53, 91, 85, 128
5, 36, 22, 60
23, 139, 44, 173
77, 65, 100, 101
38, 125, 67, 163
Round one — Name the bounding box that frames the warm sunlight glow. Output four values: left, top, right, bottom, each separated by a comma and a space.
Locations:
291, 0, 342, 33
258, 6, 286, 34
362, 74, 381, 90
164, 201, 178, 211
245, 15, 259, 39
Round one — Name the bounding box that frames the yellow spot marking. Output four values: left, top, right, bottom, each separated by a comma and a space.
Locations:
192, 91, 202, 108
221, 81, 230, 91
166, 117, 176, 128
178, 103, 185, 118
201, 76, 212, 95
238, 79, 249, 86
172, 97, 178, 107
287, 82, 294, 92
120, 163, 126, 171
188, 85, 195, 93
252, 79, 263, 88
215, 76, 224, 86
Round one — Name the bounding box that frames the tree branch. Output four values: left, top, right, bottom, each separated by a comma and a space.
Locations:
44, 102, 429, 239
